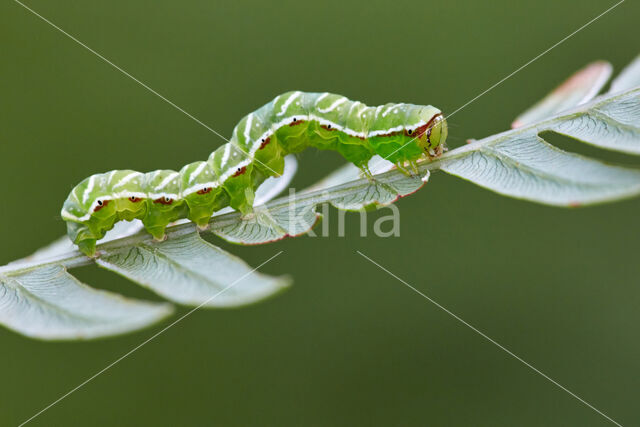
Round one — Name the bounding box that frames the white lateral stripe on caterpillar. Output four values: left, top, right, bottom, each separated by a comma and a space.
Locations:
307, 114, 366, 138
148, 192, 180, 200
217, 158, 253, 183
241, 115, 432, 159
66, 179, 224, 221
113, 191, 147, 199
65, 190, 148, 222
251, 129, 275, 153
242, 114, 432, 161
181, 181, 220, 197
368, 120, 428, 137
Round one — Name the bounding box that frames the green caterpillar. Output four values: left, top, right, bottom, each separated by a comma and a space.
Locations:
62, 91, 448, 256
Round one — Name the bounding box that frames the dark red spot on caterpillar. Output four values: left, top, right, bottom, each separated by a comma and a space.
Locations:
259, 137, 271, 150
397, 113, 441, 139
197, 187, 212, 195
232, 166, 247, 177
93, 199, 109, 212
404, 122, 430, 139
289, 119, 304, 127
379, 130, 404, 137
128, 196, 142, 203
154, 197, 174, 205
320, 123, 364, 139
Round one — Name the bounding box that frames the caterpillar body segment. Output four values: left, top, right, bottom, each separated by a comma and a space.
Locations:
62, 91, 448, 256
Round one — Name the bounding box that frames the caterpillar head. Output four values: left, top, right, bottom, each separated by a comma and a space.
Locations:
369, 105, 447, 163
410, 113, 447, 157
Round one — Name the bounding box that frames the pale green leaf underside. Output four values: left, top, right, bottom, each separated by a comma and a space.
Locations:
208, 169, 426, 245
609, 55, 640, 94
96, 233, 290, 308
440, 134, 640, 206
546, 89, 640, 154
440, 87, 640, 205
0, 265, 173, 340
512, 61, 612, 128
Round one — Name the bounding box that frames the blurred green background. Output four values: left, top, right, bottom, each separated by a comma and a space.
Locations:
1, 0, 638, 425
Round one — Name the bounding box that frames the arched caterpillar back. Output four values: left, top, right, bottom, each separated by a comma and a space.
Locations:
62, 91, 448, 256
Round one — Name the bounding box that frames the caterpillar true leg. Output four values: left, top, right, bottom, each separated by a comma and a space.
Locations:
359, 164, 375, 182
62, 92, 447, 256
394, 162, 414, 177
409, 161, 420, 176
